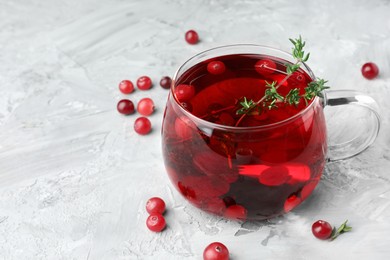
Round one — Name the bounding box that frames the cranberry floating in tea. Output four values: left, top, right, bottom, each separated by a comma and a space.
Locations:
161, 38, 380, 221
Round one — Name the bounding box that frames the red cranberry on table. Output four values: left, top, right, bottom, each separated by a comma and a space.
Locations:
203, 242, 229, 260
134, 117, 152, 135
312, 220, 333, 240
185, 30, 199, 45
118, 80, 134, 94
361, 62, 379, 79
117, 99, 135, 115
146, 213, 166, 232
146, 197, 166, 214
137, 76, 153, 90
137, 97, 155, 116
160, 76, 172, 89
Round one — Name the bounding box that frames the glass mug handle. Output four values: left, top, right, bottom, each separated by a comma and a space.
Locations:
323, 90, 381, 161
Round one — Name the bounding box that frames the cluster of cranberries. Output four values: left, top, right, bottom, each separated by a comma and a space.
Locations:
145, 197, 229, 259
145, 197, 167, 232
116, 76, 172, 135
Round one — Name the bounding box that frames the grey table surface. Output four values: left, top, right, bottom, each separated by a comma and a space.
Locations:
1, 0, 390, 259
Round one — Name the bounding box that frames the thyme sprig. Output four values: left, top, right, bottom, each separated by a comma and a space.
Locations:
235, 36, 329, 126
330, 220, 352, 241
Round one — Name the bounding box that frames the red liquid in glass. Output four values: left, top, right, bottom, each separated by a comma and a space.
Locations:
162, 54, 327, 220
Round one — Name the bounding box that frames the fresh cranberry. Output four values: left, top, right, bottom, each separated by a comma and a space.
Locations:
137, 76, 152, 90
146, 197, 166, 214
119, 80, 134, 94
117, 99, 135, 115
137, 97, 155, 116
361, 62, 379, 79
255, 59, 276, 75
174, 84, 195, 102
224, 205, 247, 220
160, 76, 172, 89
312, 220, 333, 240
207, 61, 226, 75
146, 213, 166, 232
134, 117, 152, 135
258, 166, 290, 186
185, 30, 199, 44
203, 242, 229, 260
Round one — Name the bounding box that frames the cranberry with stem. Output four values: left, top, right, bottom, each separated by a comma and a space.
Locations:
361, 62, 379, 79
146, 213, 166, 232
134, 117, 152, 135
119, 80, 134, 94
312, 219, 352, 241
146, 197, 166, 214
137, 76, 153, 90
137, 97, 155, 116
185, 30, 199, 45
117, 99, 135, 115
203, 242, 229, 260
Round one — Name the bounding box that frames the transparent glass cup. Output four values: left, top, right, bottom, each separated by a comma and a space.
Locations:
161, 45, 380, 221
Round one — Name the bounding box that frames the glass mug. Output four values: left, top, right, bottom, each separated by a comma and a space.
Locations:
161, 45, 380, 221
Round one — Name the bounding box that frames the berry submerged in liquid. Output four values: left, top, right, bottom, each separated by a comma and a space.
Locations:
162, 54, 327, 220
207, 61, 226, 75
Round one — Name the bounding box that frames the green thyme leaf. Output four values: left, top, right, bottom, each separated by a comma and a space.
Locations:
286, 63, 301, 75
285, 88, 301, 105
289, 35, 310, 63
236, 97, 256, 115
330, 220, 352, 241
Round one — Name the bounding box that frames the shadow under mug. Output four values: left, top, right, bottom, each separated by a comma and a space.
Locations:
161, 44, 381, 221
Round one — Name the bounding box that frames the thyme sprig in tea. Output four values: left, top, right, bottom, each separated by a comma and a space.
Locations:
235, 36, 329, 126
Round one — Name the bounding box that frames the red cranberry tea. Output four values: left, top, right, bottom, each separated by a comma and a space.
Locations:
162, 53, 327, 220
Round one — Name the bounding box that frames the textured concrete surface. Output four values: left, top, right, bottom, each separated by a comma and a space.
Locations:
1, 0, 390, 259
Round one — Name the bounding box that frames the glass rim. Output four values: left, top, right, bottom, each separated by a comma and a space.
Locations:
170, 44, 320, 131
